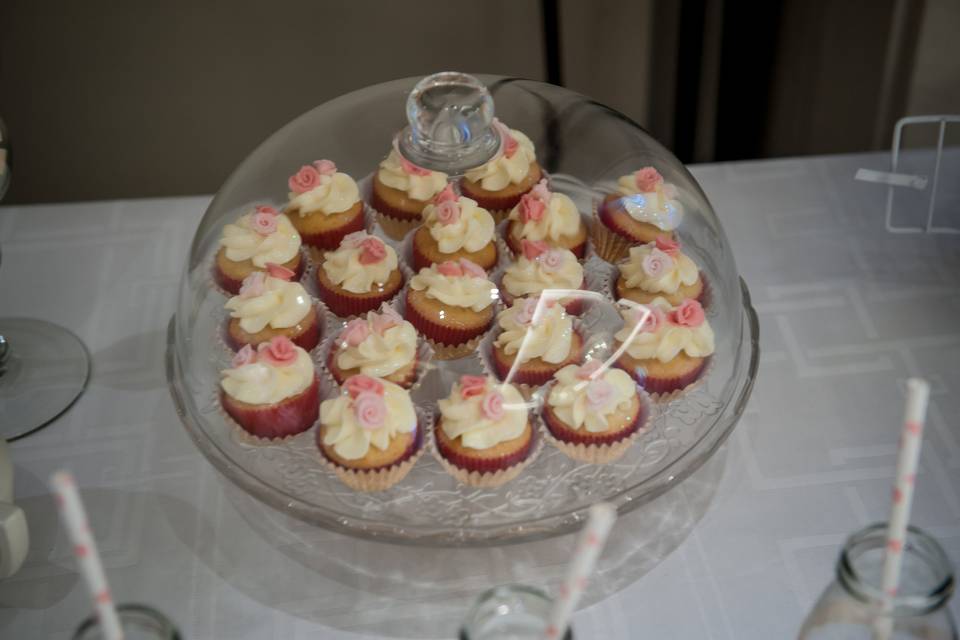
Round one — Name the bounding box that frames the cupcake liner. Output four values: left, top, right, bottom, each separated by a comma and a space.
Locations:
217, 375, 321, 443
535, 381, 653, 464
209, 246, 309, 298
428, 413, 544, 488
590, 201, 636, 264
615, 354, 714, 403
316, 405, 430, 492
400, 286, 497, 359
216, 297, 328, 358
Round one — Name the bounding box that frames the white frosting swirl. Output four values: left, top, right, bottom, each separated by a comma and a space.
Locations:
548, 365, 636, 433
423, 196, 496, 253
494, 300, 575, 364
464, 128, 536, 190
322, 240, 399, 294
614, 176, 684, 230
225, 277, 312, 333
614, 298, 715, 362
509, 192, 582, 242
377, 149, 448, 201
288, 172, 360, 216
336, 320, 418, 378
320, 381, 417, 460
620, 244, 699, 294
409, 266, 497, 312
438, 380, 527, 450
502, 249, 583, 298
220, 212, 301, 267
220, 348, 314, 405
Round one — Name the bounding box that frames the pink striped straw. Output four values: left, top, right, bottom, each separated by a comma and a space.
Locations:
875, 378, 930, 639
49, 471, 124, 640
543, 503, 617, 640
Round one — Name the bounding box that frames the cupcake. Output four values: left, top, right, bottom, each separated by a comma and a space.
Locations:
460, 121, 542, 222
542, 360, 648, 463
434, 375, 535, 487
405, 259, 498, 359
214, 205, 304, 295
318, 375, 421, 491
491, 297, 583, 388
220, 337, 319, 440
613, 297, 714, 396
505, 179, 587, 259
501, 239, 586, 314
224, 265, 321, 352
285, 160, 366, 256
327, 304, 420, 388
593, 166, 683, 262
316, 231, 404, 317
370, 146, 449, 240
411, 185, 498, 271
615, 236, 704, 306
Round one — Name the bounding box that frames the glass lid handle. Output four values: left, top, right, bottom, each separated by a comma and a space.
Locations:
397, 72, 500, 175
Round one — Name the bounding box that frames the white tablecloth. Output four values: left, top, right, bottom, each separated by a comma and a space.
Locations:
1, 152, 958, 639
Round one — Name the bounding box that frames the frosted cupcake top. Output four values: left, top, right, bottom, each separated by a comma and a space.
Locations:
614, 166, 684, 231
377, 148, 448, 201
547, 361, 637, 433
494, 297, 575, 365
322, 232, 399, 294
287, 160, 360, 216
502, 240, 583, 299
508, 179, 581, 243
614, 298, 714, 363
220, 206, 301, 267
320, 375, 417, 460
438, 375, 527, 450
421, 185, 495, 253
408, 259, 498, 312
221, 337, 314, 405
463, 121, 537, 191
619, 237, 699, 295
225, 267, 311, 333
335, 304, 418, 379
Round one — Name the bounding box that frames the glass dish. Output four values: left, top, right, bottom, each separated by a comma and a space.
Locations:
165, 73, 759, 546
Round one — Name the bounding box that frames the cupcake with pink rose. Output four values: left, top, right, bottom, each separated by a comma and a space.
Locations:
460, 120, 543, 222
214, 205, 304, 295
316, 231, 404, 317
594, 166, 684, 262
284, 159, 366, 255
411, 184, 498, 271
500, 239, 587, 314
370, 144, 449, 240
326, 304, 423, 388
615, 236, 705, 307
613, 297, 714, 397
505, 179, 587, 259
317, 374, 423, 491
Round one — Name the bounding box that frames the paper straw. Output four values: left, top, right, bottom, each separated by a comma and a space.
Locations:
50, 471, 124, 640
543, 503, 617, 640
874, 378, 930, 639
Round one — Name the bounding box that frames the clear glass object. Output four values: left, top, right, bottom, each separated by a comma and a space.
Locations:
460, 584, 571, 640
798, 523, 957, 639
0, 116, 90, 441
73, 604, 181, 640
165, 72, 760, 545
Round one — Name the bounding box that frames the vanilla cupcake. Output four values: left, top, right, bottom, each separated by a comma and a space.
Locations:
370, 147, 449, 239
327, 304, 421, 388
285, 160, 365, 255
224, 265, 321, 351
616, 236, 704, 306
412, 185, 498, 271
501, 239, 585, 314
214, 205, 304, 294
491, 297, 583, 388
505, 179, 587, 258
316, 231, 404, 317
460, 121, 542, 222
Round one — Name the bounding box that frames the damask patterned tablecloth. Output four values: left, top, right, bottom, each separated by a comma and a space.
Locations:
0, 152, 958, 639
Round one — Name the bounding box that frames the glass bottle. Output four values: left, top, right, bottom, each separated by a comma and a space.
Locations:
73, 603, 182, 640
798, 523, 956, 639
460, 584, 573, 640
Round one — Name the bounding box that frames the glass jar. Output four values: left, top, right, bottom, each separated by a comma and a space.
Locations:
73, 603, 181, 640
798, 523, 957, 639
460, 584, 573, 640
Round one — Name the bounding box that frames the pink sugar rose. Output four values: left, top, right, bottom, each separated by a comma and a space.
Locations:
641, 248, 675, 279
503, 131, 519, 158
670, 299, 705, 328
312, 159, 337, 176
434, 184, 457, 204
399, 156, 430, 177
266, 262, 296, 281
634, 167, 663, 192
540, 249, 565, 273
654, 236, 681, 256
239, 271, 266, 298
576, 359, 604, 380
258, 336, 298, 367
585, 379, 616, 409
370, 306, 402, 334
354, 391, 387, 430
519, 193, 546, 223
340, 318, 371, 347
231, 344, 257, 368
251, 211, 278, 235
344, 374, 385, 399
521, 239, 549, 260
358, 237, 387, 265
515, 297, 539, 325
459, 258, 486, 279
436, 261, 464, 277
635, 305, 666, 333
288, 165, 322, 194
460, 374, 488, 399
480, 390, 505, 421
435, 200, 460, 226
530, 178, 551, 203
254, 205, 279, 216
341, 231, 368, 249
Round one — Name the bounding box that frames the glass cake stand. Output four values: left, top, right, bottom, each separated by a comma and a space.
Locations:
166, 73, 759, 546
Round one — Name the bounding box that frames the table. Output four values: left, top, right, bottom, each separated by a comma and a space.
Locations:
1, 152, 958, 639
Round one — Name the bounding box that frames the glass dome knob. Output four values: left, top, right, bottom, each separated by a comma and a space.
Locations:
397, 71, 500, 175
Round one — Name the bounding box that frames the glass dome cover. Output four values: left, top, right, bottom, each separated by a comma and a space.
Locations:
167, 72, 759, 546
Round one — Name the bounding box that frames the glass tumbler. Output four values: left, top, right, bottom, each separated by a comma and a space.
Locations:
460, 584, 573, 640
73, 603, 181, 640
798, 523, 956, 639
